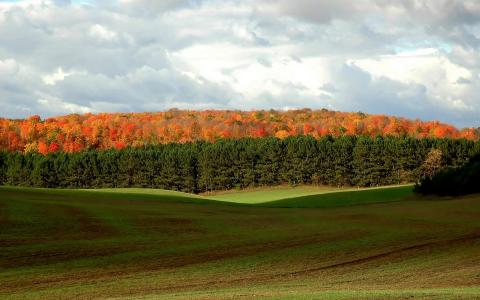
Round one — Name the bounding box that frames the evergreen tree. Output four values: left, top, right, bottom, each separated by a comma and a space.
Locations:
0, 136, 478, 193
0, 151, 6, 185
255, 138, 282, 186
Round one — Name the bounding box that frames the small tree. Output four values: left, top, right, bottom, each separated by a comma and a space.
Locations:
422, 148, 443, 179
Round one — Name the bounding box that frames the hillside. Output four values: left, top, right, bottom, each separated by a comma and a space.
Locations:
1, 109, 478, 153
1, 186, 480, 299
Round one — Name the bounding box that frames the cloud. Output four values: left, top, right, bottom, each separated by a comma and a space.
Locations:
51, 65, 240, 111
456, 77, 472, 85
118, 0, 204, 16
0, 0, 479, 128
42, 68, 80, 85
88, 24, 119, 43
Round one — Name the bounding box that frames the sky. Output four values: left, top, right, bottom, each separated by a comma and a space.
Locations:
0, 0, 479, 128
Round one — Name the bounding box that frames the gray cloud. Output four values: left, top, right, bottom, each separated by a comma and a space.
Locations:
331, 63, 430, 117
266, 0, 362, 24
53, 65, 240, 109
117, 0, 204, 15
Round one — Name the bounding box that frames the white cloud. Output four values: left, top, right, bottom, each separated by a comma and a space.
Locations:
42, 68, 79, 85
88, 24, 119, 43
0, 58, 18, 74
348, 48, 474, 115
38, 96, 92, 114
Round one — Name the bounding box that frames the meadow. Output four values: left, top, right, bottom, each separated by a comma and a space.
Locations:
1, 185, 480, 299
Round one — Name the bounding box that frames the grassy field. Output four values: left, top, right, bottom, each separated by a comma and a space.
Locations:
1, 185, 480, 299
83, 188, 207, 199
205, 185, 350, 203
87, 184, 412, 204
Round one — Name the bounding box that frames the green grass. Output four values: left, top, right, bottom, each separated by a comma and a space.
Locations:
258, 185, 414, 208
206, 185, 349, 203
83, 187, 206, 198
139, 286, 480, 299
1, 185, 480, 299
84, 184, 412, 205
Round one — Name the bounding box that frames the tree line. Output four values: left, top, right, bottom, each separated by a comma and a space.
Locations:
414, 153, 480, 196
0, 135, 479, 193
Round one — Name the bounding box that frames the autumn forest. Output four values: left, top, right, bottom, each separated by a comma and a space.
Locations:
1, 109, 478, 154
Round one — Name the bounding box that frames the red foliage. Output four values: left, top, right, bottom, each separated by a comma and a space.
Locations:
115, 141, 126, 150
221, 129, 232, 138
48, 142, 59, 153
252, 127, 266, 138
0, 109, 477, 155
303, 123, 314, 135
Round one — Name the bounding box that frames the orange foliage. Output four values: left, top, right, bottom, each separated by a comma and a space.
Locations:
0, 109, 477, 154
38, 141, 48, 155
275, 130, 290, 139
